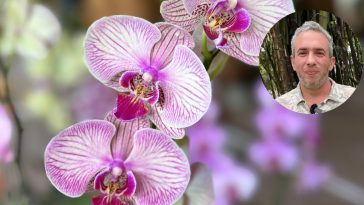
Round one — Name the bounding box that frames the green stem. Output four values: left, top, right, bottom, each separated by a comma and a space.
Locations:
274, 174, 290, 205
0, 58, 26, 193
201, 32, 212, 60
208, 53, 228, 80
201, 32, 220, 70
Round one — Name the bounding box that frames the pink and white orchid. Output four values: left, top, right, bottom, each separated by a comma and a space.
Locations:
45, 113, 190, 205
161, 0, 295, 65
84, 15, 211, 139
0, 104, 13, 163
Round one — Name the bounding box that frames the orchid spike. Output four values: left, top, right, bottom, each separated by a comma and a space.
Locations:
161, 0, 295, 65
84, 15, 211, 139
45, 113, 190, 205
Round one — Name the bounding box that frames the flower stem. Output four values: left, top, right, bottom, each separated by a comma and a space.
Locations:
273, 174, 290, 205
201, 32, 212, 61
0, 59, 25, 193
201, 32, 220, 69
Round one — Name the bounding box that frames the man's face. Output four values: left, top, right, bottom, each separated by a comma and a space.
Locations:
291, 30, 335, 90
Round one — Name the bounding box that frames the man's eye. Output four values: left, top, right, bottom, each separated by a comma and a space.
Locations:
298, 52, 307, 56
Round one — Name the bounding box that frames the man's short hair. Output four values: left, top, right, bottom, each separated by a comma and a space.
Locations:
291, 21, 334, 57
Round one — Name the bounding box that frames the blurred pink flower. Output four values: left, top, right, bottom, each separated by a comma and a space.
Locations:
213, 156, 257, 204
296, 161, 331, 192
254, 80, 320, 141
249, 138, 299, 173
0, 104, 13, 163
71, 78, 116, 121
186, 101, 226, 168
256, 105, 309, 140
187, 102, 257, 204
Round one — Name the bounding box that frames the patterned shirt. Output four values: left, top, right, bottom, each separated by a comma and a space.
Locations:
276, 78, 355, 114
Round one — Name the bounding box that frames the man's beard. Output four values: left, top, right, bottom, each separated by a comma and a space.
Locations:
297, 69, 330, 90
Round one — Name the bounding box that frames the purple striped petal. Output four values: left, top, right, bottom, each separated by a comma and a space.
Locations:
125, 129, 190, 205
160, 0, 207, 32
239, 0, 294, 61
225, 8, 251, 33
158, 45, 211, 128
151, 23, 195, 69
85, 15, 161, 90
183, 0, 211, 14
150, 108, 185, 139
105, 112, 150, 160
44, 120, 115, 197
219, 32, 259, 65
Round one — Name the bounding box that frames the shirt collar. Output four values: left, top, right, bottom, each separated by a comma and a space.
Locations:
293, 78, 343, 106
325, 78, 345, 103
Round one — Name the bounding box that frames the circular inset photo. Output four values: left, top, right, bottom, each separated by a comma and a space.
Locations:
259, 10, 363, 114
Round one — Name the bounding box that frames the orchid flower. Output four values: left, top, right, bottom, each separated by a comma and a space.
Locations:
161, 0, 295, 65
45, 113, 190, 205
0, 0, 61, 60
212, 156, 257, 205
249, 138, 299, 173
84, 16, 211, 139
0, 104, 13, 163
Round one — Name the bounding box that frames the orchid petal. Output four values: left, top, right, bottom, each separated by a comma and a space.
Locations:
150, 108, 185, 139
203, 25, 219, 41
239, 0, 294, 60
122, 171, 137, 197
92, 195, 131, 205
0, 105, 13, 163
45, 120, 115, 197
238, 27, 261, 57
105, 112, 150, 161
85, 15, 161, 90
158, 45, 211, 128
160, 0, 207, 32
125, 129, 190, 205
225, 8, 251, 33
218, 32, 259, 65
119, 71, 139, 88
182, 0, 211, 14
0, 105, 12, 150
151, 23, 195, 69
114, 94, 149, 121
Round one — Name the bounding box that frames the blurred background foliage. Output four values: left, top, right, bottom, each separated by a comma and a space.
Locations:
259, 10, 363, 98
0, 0, 364, 205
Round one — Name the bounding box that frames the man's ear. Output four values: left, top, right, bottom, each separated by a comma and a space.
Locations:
291, 55, 296, 71
329, 56, 336, 71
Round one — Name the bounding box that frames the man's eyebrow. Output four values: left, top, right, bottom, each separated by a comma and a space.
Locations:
314, 48, 326, 53
296, 48, 326, 52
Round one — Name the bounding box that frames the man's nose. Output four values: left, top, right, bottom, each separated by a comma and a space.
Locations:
306, 53, 316, 66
